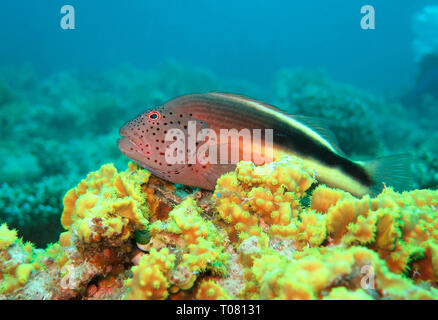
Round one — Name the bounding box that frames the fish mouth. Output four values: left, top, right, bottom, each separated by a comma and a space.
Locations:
117, 137, 140, 156
117, 137, 164, 172
118, 126, 145, 156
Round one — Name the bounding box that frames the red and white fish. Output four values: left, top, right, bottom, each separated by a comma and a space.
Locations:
118, 93, 411, 197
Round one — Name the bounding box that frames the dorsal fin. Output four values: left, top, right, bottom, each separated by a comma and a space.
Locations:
208, 92, 282, 112
289, 115, 345, 156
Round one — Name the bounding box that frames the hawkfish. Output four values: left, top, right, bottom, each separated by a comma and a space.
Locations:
118, 92, 411, 197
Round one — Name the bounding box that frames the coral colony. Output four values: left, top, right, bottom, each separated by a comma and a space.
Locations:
1, 156, 437, 299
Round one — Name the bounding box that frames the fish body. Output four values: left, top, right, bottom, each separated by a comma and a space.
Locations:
118, 93, 411, 197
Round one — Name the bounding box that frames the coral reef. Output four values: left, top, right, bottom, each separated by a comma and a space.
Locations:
61, 162, 150, 246
0, 63, 437, 300
0, 175, 75, 247
0, 162, 153, 300
1, 156, 437, 300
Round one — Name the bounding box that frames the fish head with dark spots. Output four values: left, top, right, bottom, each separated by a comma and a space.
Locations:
117, 103, 212, 187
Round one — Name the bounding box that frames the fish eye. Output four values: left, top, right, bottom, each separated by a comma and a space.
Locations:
147, 111, 161, 121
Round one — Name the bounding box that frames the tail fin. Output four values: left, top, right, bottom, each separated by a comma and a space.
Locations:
364, 154, 413, 197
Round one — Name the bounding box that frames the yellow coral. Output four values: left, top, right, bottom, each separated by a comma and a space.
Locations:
310, 185, 352, 213
39, 243, 69, 269
0, 263, 35, 294
151, 197, 223, 246
61, 163, 150, 244
322, 287, 373, 300
15, 263, 33, 285
125, 248, 175, 300
320, 187, 438, 278
5, 155, 437, 300
149, 198, 229, 290
0, 223, 17, 250
0, 237, 38, 294
213, 156, 314, 245
249, 246, 438, 300
235, 157, 313, 196
270, 210, 327, 247
195, 279, 232, 300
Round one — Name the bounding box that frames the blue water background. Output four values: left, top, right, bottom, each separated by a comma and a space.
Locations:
0, 0, 436, 92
